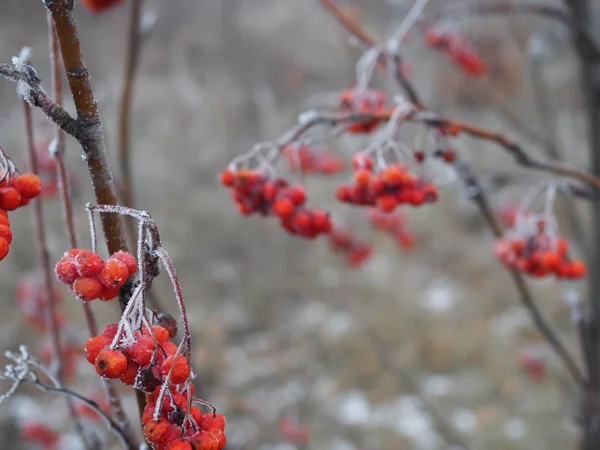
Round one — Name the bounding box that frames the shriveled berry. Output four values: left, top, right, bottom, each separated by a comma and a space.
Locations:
74, 250, 103, 277
98, 258, 129, 289
95, 349, 128, 379
161, 354, 191, 384
84, 335, 111, 364
55, 255, 78, 285
72, 277, 103, 301
155, 313, 178, 338
15, 173, 42, 199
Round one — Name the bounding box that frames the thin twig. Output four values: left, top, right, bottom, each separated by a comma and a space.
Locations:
22, 98, 94, 450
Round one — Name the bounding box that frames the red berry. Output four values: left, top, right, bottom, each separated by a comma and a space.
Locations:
55, 255, 78, 285
200, 412, 226, 432
220, 169, 235, 187
80, 0, 124, 14
102, 323, 119, 339
111, 250, 138, 276
272, 198, 295, 218
287, 186, 306, 206
143, 418, 170, 444
0, 215, 9, 228
161, 354, 191, 384
95, 349, 128, 379
0, 225, 11, 245
119, 360, 140, 385
98, 257, 129, 289
100, 285, 120, 301
74, 250, 103, 277
127, 336, 155, 366
84, 335, 111, 364
72, 277, 103, 301
15, 173, 42, 199
167, 440, 193, 450
0, 187, 22, 211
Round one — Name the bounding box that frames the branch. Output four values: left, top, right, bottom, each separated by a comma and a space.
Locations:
0, 60, 80, 138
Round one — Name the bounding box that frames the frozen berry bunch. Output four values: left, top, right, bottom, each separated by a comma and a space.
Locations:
80, 0, 124, 14
283, 144, 346, 175
494, 226, 586, 279
338, 88, 388, 134
328, 227, 372, 267
55, 249, 137, 301
368, 209, 415, 252
221, 168, 332, 239
425, 29, 488, 77
336, 155, 438, 211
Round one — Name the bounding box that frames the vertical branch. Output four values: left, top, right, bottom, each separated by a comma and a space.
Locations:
46, 15, 134, 438
117, 0, 143, 243
22, 99, 93, 450
43, 0, 145, 434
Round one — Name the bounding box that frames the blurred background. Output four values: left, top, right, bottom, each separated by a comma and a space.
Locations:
0, 0, 595, 449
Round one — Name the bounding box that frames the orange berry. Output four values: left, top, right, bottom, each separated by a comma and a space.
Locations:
143, 418, 170, 444
540, 251, 561, 269
167, 440, 193, 450
74, 250, 103, 277
95, 349, 128, 379
72, 277, 103, 301
0, 238, 8, 261
84, 335, 111, 364
55, 255, 79, 285
161, 340, 178, 356
0, 187, 22, 211
191, 433, 218, 450
569, 260, 587, 279
381, 166, 404, 186
0, 215, 10, 227
161, 354, 191, 384
143, 325, 170, 342
272, 198, 295, 218
354, 169, 371, 188
111, 251, 137, 276
14, 173, 42, 199
207, 429, 227, 450
200, 412, 226, 432
376, 195, 397, 213
98, 258, 129, 289
0, 224, 12, 244
220, 169, 235, 187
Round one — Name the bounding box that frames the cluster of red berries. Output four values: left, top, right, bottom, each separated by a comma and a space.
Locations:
0, 173, 43, 261
425, 29, 488, 77
368, 209, 415, 252
0, 172, 43, 210
17, 279, 66, 331
283, 145, 346, 175
336, 155, 438, 212
220, 169, 332, 239
338, 88, 388, 134
81, 0, 124, 14
55, 249, 137, 301
494, 232, 586, 279
19, 422, 60, 450
328, 227, 372, 267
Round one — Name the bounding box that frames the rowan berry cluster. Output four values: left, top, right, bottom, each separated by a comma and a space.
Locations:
221, 168, 332, 239
424, 29, 488, 77
283, 144, 346, 175
54, 249, 137, 301
494, 225, 586, 279
81, 0, 124, 14
338, 88, 388, 134
368, 209, 415, 252
328, 227, 372, 267
0, 172, 42, 261
336, 155, 438, 212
